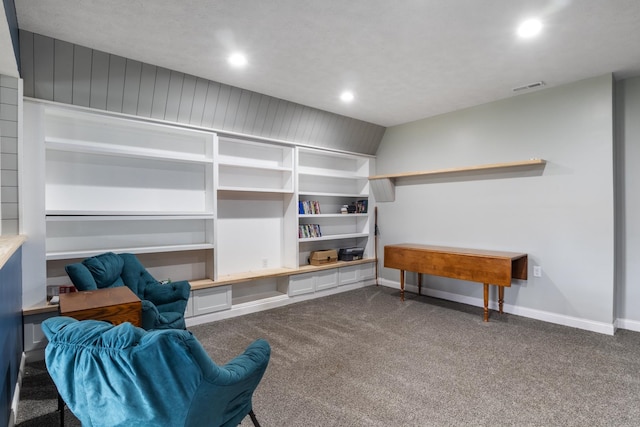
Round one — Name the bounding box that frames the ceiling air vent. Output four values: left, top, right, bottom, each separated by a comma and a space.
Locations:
512, 81, 545, 92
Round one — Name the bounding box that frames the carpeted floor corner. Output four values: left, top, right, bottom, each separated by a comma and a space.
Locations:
16, 285, 640, 426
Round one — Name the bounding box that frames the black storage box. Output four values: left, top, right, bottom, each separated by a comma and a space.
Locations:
338, 247, 365, 261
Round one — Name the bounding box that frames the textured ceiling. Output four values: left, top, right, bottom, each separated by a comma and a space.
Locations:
13, 0, 640, 127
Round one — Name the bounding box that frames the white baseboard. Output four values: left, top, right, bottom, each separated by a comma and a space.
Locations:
9, 352, 27, 427
615, 318, 640, 332
24, 348, 46, 363
379, 279, 616, 335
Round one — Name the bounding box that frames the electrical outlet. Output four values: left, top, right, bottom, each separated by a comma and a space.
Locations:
533, 265, 542, 277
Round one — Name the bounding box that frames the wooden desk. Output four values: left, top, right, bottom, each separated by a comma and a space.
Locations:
59, 286, 142, 327
384, 244, 527, 321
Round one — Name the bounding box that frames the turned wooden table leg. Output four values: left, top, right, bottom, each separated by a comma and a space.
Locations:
498, 285, 504, 314
483, 283, 489, 322
400, 270, 405, 301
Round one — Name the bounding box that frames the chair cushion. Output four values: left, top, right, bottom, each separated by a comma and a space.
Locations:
43, 317, 202, 426
82, 252, 125, 288
43, 317, 271, 427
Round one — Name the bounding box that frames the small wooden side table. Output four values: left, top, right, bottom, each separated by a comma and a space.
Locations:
59, 286, 142, 327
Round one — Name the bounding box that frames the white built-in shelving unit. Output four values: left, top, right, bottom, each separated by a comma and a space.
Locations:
296, 147, 373, 266
24, 101, 216, 289
22, 100, 377, 358
214, 136, 297, 280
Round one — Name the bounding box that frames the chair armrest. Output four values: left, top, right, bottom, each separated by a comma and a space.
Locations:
41, 316, 78, 340
182, 336, 271, 427
144, 280, 190, 304
198, 339, 271, 386
144, 280, 191, 313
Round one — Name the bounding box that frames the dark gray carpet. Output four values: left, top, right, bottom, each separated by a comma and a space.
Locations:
16, 286, 640, 426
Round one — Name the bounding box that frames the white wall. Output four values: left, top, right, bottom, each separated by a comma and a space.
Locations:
617, 76, 640, 330
375, 75, 615, 333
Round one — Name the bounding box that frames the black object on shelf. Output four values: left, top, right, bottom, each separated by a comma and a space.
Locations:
338, 247, 364, 261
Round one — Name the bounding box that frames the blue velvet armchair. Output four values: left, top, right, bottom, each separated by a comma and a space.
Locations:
42, 317, 271, 427
65, 252, 190, 330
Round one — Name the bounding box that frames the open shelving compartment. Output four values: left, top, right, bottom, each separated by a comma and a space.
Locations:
38, 101, 217, 294
296, 147, 373, 268
216, 136, 294, 193
214, 136, 298, 307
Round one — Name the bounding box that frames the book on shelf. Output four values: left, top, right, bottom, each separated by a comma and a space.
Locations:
298, 224, 322, 238
299, 200, 321, 215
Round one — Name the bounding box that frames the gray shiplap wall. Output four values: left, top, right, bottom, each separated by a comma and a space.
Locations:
0, 74, 19, 234
19, 30, 385, 155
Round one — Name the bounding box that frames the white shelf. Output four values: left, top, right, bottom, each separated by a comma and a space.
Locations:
46, 244, 215, 261
217, 161, 292, 173
45, 149, 213, 213
216, 139, 294, 193
218, 186, 294, 194
298, 174, 369, 197
45, 137, 213, 164
298, 147, 370, 178
44, 105, 214, 161
298, 192, 368, 198
46, 212, 215, 219
369, 159, 546, 202
218, 136, 293, 170
297, 169, 367, 179
298, 213, 368, 218
299, 232, 369, 243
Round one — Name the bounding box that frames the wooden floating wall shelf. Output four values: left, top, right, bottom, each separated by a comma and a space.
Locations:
369, 158, 546, 202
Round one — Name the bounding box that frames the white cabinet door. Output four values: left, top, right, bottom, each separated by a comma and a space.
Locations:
192, 286, 232, 315
359, 263, 376, 281
339, 263, 376, 286
288, 272, 316, 296
315, 269, 338, 291
339, 265, 359, 286
184, 296, 194, 318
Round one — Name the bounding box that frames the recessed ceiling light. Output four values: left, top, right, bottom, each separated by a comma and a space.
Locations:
517, 18, 543, 38
228, 52, 247, 67
340, 91, 354, 102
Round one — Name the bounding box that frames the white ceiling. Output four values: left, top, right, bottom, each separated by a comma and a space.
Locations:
11, 0, 640, 127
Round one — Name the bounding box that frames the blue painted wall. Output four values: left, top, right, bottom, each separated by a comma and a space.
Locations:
0, 247, 23, 426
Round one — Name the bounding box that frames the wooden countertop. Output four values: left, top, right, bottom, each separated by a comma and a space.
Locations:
0, 235, 27, 270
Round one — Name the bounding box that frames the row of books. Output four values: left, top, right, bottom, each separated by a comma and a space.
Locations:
299, 200, 321, 215
298, 224, 322, 238
299, 200, 368, 215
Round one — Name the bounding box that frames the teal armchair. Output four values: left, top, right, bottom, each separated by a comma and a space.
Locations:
42, 317, 271, 427
65, 252, 190, 330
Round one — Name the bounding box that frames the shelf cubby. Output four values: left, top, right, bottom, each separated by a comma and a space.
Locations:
44, 106, 214, 161
45, 215, 214, 260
